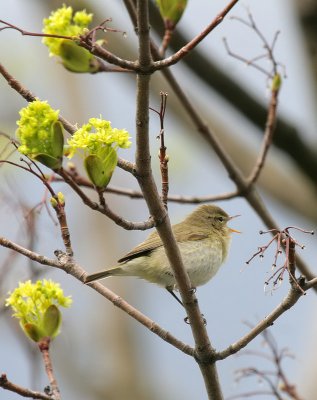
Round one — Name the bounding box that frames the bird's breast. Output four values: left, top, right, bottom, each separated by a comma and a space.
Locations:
178, 239, 225, 287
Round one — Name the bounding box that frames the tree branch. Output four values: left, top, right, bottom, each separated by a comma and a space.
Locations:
0, 236, 195, 356
247, 81, 278, 184
133, 1, 224, 399
0, 63, 135, 174
153, 0, 240, 70
146, 27, 316, 288
57, 168, 156, 231
148, 3, 317, 186
50, 167, 239, 203
0, 374, 53, 400
215, 277, 310, 361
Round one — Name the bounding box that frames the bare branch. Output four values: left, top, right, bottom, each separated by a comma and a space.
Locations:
246, 227, 314, 292
223, 12, 283, 186
153, 0, 240, 70
0, 235, 195, 356
215, 277, 309, 361
1, 155, 74, 255
0, 374, 53, 400
57, 168, 156, 231
50, 165, 239, 203
230, 328, 304, 400
149, 24, 316, 288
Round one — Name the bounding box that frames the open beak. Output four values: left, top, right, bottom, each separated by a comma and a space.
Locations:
228, 214, 241, 233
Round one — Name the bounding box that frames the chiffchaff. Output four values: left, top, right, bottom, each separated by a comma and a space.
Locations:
84, 205, 240, 304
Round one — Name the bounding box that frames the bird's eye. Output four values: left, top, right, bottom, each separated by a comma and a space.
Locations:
217, 216, 224, 222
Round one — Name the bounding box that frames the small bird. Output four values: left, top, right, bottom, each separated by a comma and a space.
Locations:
84, 205, 240, 305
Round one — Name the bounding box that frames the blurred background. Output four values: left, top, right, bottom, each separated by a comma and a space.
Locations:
1, 0, 317, 399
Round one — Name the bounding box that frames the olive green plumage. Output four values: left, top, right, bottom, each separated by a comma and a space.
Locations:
84, 205, 238, 290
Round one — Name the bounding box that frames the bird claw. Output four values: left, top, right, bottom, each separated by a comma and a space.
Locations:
184, 314, 207, 325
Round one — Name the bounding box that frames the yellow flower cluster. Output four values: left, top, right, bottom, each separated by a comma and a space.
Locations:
6, 279, 72, 326
42, 5, 92, 57
67, 117, 131, 159
16, 100, 59, 157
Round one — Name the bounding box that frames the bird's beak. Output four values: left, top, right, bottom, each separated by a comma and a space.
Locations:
228, 214, 241, 233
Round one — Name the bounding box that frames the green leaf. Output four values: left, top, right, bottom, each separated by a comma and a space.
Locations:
84, 147, 117, 188
156, 0, 188, 26
59, 40, 99, 73
22, 322, 43, 342
51, 121, 64, 159
33, 153, 62, 170
43, 305, 62, 338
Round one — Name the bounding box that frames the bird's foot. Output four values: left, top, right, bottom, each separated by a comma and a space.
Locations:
184, 314, 207, 326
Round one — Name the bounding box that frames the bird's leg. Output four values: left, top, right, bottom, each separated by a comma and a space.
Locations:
166, 287, 207, 325
166, 287, 184, 307
166, 286, 207, 325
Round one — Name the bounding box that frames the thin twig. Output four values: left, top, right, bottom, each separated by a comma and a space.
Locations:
50, 194, 73, 256
57, 168, 156, 231
38, 337, 61, 400
50, 166, 239, 202
0, 374, 53, 400
215, 277, 309, 361
230, 328, 303, 400
246, 227, 314, 292
153, 0, 240, 70
146, 18, 316, 288
150, 92, 169, 209
1, 157, 74, 256
160, 25, 174, 57
0, 63, 76, 134
0, 237, 62, 268
223, 37, 271, 77
0, 20, 137, 72
223, 12, 282, 185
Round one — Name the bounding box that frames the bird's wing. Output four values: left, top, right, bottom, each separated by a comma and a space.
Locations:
117, 223, 209, 263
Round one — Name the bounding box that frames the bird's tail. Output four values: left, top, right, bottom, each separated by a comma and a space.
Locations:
84, 266, 123, 283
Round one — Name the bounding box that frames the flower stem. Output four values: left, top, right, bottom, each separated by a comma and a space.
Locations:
38, 337, 61, 400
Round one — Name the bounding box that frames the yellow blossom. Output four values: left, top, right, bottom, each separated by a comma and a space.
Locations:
6, 280, 72, 342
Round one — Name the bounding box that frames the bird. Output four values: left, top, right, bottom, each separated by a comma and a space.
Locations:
84, 204, 240, 305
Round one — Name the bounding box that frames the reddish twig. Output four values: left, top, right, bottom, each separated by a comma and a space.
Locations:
246, 227, 314, 292
150, 92, 169, 209
38, 337, 61, 400
159, 23, 174, 57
